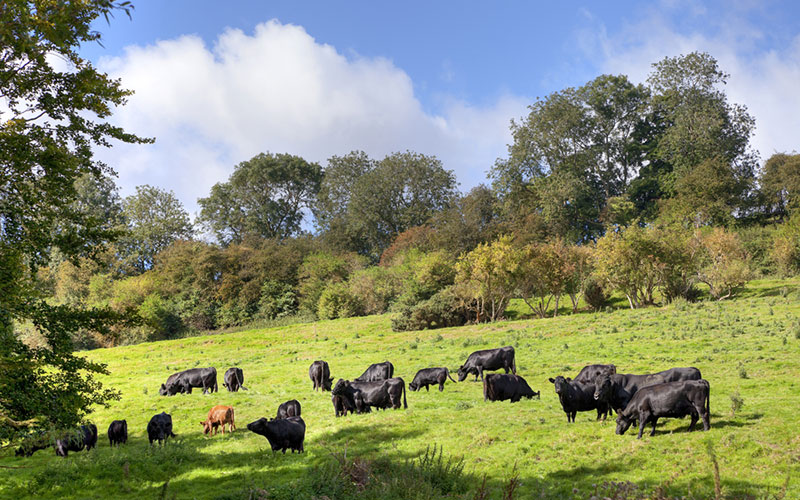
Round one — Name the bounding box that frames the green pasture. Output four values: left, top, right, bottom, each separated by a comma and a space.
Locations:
2, 279, 799, 499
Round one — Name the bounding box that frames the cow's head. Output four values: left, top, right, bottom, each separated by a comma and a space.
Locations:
247, 417, 270, 437
594, 376, 612, 401
548, 376, 570, 395
159, 383, 168, 396
457, 366, 469, 382
408, 380, 418, 391
323, 376, 334, 391
615, 414, 633, 435
331, 378, 350, 396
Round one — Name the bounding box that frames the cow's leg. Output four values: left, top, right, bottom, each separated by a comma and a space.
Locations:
425, 384, 429, 392
688, 412, 698, 432
637, 412, 648, 439
571, 411, 576, 423
439, 382, 444, 392
479, 367, 484, 382
650, 418, 657, 436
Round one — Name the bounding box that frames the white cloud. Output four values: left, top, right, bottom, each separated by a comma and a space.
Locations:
582, 1, 800, 163
95, 20, 528, 217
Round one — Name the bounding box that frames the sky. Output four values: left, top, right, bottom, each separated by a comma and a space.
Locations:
81, 0, 800, 218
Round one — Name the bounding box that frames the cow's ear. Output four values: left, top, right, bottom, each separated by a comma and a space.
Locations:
566, 377, 572, 382
548, 378, 555, 383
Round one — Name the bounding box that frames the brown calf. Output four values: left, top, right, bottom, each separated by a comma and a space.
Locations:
200, 405, 235, 436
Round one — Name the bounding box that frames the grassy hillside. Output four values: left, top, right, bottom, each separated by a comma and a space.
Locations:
2, 279, 799, 499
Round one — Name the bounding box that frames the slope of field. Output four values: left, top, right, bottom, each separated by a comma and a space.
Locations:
2, 279, 799, 499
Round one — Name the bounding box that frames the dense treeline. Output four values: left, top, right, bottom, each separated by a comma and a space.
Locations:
18, 52, 800, 351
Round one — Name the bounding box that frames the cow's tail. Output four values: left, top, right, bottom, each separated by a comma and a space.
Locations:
237, 369, 247, 391
402, 381, 407, 409
704, 380, 710, 416
446, 368, 456, 383
511, 356, 517, 375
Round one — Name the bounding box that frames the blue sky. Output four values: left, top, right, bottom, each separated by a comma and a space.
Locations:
82, 1, 800, 217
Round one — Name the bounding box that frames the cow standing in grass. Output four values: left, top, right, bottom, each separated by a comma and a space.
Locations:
201, 405, 235, 436
159, 367, 218, 395
276, 400, 301, 419
309, 360, 333, 391
148, 412, 176, 445
55, 424, 97, 457
457, 346, 516, 382
616, 380, 711, 439
108, 420, 128, 446
248, 416, 305, 453
549, 376, 608, 422
223, 367, 246, 392
409, 367, 457, 392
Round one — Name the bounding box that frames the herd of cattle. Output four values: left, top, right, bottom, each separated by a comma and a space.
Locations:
14, 346, 711, 458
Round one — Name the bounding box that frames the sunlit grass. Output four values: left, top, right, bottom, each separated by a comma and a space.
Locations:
1, 278, 799, 499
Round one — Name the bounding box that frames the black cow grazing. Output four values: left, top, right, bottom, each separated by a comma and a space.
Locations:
332, 377, 407, 412
573, 364, 617, 384
107, 420, 128, 447
484, 374, 540, 403
223, 367, 246, 392
457, 346, 516, 382
355, 361, 394, 382
549, 376, 609, 422
653, 367, 702, 383
147, 412, 176, 445
593, 372, 669, 412
15, 433, 50, 457
616, 379, 711, 439
159, 367, 218, 396
276, 399, 302, 419
309, 360, 333, 391
247, 416, 305, 453
55, 424, 97, 457
409, 367, 457, 392
332, 393, 356, 417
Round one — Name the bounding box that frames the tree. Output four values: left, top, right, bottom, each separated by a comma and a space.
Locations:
491, 75, 648, 242
695, 228, 752, 300
593, 226, 661, 309
315, 150, 458, 259
646, 52, 757, 216
198, 152, 322, 245
119, 185, 193, 274
455, 236, 519, 322
760, 153, 800, 219
1, 0, 149, 439
429, 185, 501, 256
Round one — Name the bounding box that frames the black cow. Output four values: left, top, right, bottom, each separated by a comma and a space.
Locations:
332, 377, 407, 412
409, 367, 456, 392
484, 374, 540, 403
355, 361, 394, 382
309, 360, 333, 391
147, 412, 176, 445
593, 372, 669, 412
15, 433, 50, 457
55, 424, 97, 457
276, 399, 302, 419
573, 364, 617, 384
457, 346, 516, 382
653, 367, 702, 383
223, 367, 246, 392
159, 367, 218, 395
107, 420, 128, 447
247, 416, 305, 453
616, 379, 711, 439
549, 376, 609, 422
332, 393, 356, 417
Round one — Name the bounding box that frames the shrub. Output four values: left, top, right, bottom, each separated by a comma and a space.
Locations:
583, 276, 608, 311
298, 252, 366, 316
258, 280, 297, 319
348, 266, 405, 315
392, 287, 468, 331
317, 282, 363, 320
696, 228, 752, 300
730, 391, 745, 417
138, 293, 183, 341
772, 213, 800, 276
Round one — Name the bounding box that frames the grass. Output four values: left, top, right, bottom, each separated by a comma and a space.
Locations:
2, 278, 800, 499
